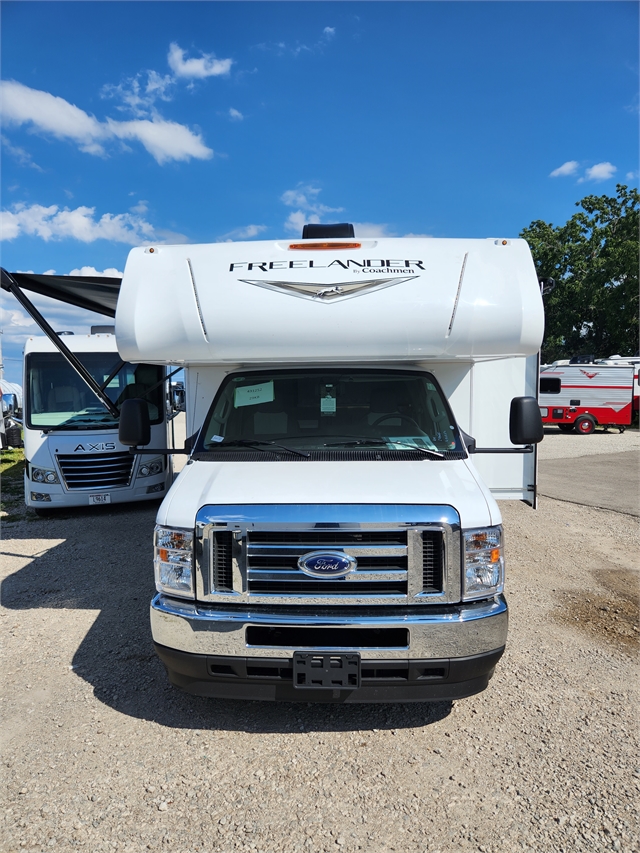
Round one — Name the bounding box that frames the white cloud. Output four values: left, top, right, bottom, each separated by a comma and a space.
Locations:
1, 134, 44, 171
1, 80, 107, 154
549, 160, 579, 178
285, 210, 319, 236
0, 79, 213, 164
68, 266, 124, 277
167, 43, 233, 79
1, 203, 156, 244
257, 27, 337, 57
107, 117, 212, 164
218, 224, 268, 241
281, 183, 343, 236
102, 72, 175, 117
0, 306, 34, 328
580, 162, 617, 182
626, 170, 639, 180
228, 108, 244, 121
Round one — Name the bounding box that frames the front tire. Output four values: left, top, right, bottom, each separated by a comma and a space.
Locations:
575, 415, 596, 435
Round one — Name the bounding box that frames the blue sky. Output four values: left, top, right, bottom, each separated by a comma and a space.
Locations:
1, 0, 638, 383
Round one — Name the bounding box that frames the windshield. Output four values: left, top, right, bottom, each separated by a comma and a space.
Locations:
199, 369, 464, 454
26, 352, 164, 430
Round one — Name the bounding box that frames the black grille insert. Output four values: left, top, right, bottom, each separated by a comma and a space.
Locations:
56, 452, 134, 490
249, 531, 406, 545
422, 531, 444, 592
246, 626, 409, 648
211, 531, 233, 591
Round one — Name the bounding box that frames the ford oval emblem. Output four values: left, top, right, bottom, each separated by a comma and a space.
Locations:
298, 550, 357, 579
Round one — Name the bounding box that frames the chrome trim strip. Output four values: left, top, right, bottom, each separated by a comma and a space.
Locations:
249, 544, 407, 556
196, 504, 460, 525
150, 594, 507, 660
246, 569, 407, 583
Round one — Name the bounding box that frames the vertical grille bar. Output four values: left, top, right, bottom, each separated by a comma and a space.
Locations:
422, 531, 443, 592
212, 531, 234, 591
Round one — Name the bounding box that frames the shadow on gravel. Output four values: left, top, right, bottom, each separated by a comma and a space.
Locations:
1, 505, 452, 733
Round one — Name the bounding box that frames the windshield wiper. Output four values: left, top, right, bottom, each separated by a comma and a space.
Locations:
324, 438, 444, 458
216, 439, 310, 458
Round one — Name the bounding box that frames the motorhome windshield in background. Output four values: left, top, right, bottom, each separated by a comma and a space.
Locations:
26, 353, 163, 429
200, 369, 464, 454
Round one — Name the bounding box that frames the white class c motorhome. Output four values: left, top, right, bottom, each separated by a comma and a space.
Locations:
23, 330, 172, 510
116, 226, 544, 703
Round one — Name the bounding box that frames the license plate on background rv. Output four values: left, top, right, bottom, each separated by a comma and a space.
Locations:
89, 494, 111, 505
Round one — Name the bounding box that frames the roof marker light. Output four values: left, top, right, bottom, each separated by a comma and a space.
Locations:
288, 242, 362, 251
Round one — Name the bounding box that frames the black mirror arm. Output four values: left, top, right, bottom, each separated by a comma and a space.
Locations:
127, 447, 190, 455
469, 445, 534, 454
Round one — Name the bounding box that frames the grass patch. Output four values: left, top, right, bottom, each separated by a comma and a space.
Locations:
1, 447, 26, 520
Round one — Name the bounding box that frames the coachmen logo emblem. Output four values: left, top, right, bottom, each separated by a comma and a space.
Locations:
298, 551, 357, 578
239, 276, 418, 302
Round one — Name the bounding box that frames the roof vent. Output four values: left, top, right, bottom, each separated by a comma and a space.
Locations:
56, 331, 74, 336
91, 325, 115, 334
302, 223, 355, 239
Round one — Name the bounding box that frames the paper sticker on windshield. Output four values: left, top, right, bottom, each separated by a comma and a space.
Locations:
320, 385, 337, 415
234, 381, 275, 408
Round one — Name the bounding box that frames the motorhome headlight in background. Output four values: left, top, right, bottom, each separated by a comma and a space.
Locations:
154, 525, 194, 597
462, 526, 504, 601
31, 466, 60, 484
137, 457, 164, 478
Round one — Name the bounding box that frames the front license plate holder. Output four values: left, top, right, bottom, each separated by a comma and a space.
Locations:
89, 494, 111, 505
293, 652, 361, 689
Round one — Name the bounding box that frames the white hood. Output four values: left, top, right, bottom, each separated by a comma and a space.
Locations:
157, 458, 500, 530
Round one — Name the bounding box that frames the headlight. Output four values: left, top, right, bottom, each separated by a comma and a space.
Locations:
137, 457, 164, 478
462, 525, 504, 601
154, 525, 194, 597
31, 466, 60, 485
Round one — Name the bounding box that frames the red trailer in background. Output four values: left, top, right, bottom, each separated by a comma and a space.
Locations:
539, 362, 635, 434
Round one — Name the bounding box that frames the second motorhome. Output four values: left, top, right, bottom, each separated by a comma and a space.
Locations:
23, 331, 172, 509
114, 228, 544, 703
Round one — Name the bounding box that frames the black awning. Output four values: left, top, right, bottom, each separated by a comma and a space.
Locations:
1, 270, 121, 317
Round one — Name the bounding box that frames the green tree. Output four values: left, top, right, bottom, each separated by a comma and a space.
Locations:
521, 184, 639, 363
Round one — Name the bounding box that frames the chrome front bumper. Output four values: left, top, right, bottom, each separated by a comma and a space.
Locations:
150, 594, 508, 660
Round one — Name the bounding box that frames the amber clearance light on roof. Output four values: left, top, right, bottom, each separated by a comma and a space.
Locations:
288, 242, 362, 251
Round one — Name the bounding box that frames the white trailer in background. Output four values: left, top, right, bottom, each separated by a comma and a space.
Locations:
23, 331, 172, 510
539, 362, 634, 433
116, 227, 544, 703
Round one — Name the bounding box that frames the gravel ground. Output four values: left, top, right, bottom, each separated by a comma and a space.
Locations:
537, 425, 640, 460
1, 432, 638, 853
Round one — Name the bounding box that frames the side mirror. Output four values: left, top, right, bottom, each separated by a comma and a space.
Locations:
510, 397, 544, 445
2, 393, 17, 416
171, 387, 186, 412
119, 398, 151, 447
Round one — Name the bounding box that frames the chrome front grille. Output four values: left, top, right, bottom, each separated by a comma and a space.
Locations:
194, 505, 460, 606
56, 452, 134, 490
246, 530, 410, 596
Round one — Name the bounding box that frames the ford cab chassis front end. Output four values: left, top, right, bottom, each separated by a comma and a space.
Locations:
151, 504, 508, 702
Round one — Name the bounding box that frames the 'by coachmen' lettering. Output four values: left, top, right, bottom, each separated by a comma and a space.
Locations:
229, 259, 425, 272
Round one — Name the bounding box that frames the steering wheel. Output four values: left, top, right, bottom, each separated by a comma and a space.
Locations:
371, 413, 423, 431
